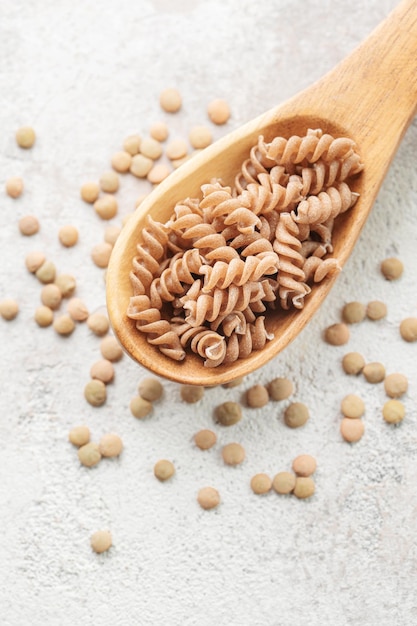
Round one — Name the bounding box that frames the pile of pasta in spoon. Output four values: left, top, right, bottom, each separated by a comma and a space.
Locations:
127, 128, 363, 367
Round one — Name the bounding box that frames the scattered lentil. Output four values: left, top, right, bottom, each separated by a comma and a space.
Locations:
91, 242, 113, 268
130, 395, 152, 419
194, 429, 217, 450
147, 163, 172, 184
16, 125, 36, 148
250, 473, 272, 495
100, 335, 123, 362
40, 283, 62, 310
284, 402, 309, 428
99, 170, 119, 194
324, 323, 350, 345
94, 195, 118, 220
53, 314, 75, 336
160, 88, 182, 113
19, 215, 40, 236
366, 300, 387, 320
189, 125, 212, 149
55, 274, 76, 298
341, 394, 365, 419
267, 376, 294, 401
293, 476, 315, 499
90, 359, 114, 384
80, 181, 100, 204
6, 176, 24, 198
90, 530, 112, 554
111, 150, 132, 173
272, 471, 296, 495
180, 385, 204, 403
197, 486, 220, 510
222, 376, 245, 388
342, 301, 366, 324
384, 373, 408, 399
222, 442, 245, 466
87, 312, 109, 336
342, 352, 365, 375
84, 379, 107, 407
214, 401, 242, 426
154, 459, 175, 481
150, 122, 169, 142
340, 417, 365, 442
380, 257, 403, 280
25, 250, 46, 273
123, 134, 141, 155
246, 384, 269, 408
0, 298, 19, 320
104, 225, 122, 246
78, 442, 101, 467
382, 399, 405, 424
130, 154, 153, 178
138, 377, 163, 402
363, 361, 385, 383
292, 454, 317, 477
58, 224, 78, 247
399, 318, 417, 342
68, 425, 90, 447
165, 138, 188, 160
140, 137, 163, 160
34, 305, 53, 327
67, 297, 89, 321
207, 99, 230, 125
35, 260, 56, 284
99, 433, 123, 457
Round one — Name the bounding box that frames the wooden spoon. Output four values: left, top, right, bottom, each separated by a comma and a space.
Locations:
107, 0, 417, 386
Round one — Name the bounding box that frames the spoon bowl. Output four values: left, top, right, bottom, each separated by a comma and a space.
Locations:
107, 0, 417, 386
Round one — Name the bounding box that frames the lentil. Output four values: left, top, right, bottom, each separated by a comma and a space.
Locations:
87, 312, 109, 336
284, 402, 309, 428
222, 376, 244, 388
341, 394, 365, 419
267, 376, 294, 401
140, 137, 163, 160
34, 305, 53, 327
340, 417, 365, 442
35, 260, 56, 284
147, 163, 171, 184
90, 359, 114, 384
53, 314, 75, 336
292, 454, 317, 477
250, 473, 272, 495
68, 425, 90, 447
150, 122, 169, 142
214, 401, 242, 426
363, 361, 385, 383
154, 459, 175, 481
246, 384, 269, 408
165, 138, 188, 160
99, 170, 119, 194
222, 442, 245, 466
0, 298, 19, 320
380, 257, 403, 280
6, 176, 24, 198
19, 215, 40, 236
382, 399, 405, 424
100, 335, 123, 362
399, 318, 417, 342
78, 442, 101, 467
293, 477, 315, 499
67, 297, 89, 321
40, 283, 62, 310
16, 125, 36, 148
324, 323, 350, 345
384, 373, 408, 398
366, 300, 387, 320
91, 242, 113, 268
197, 486, 220, 510
207, 99, 230, 125
94, 195, 118, 220
111, 150, 132, 173
194, 429, 217, 450
80, 181, 100, 204
99, 433, 123, 457
189, 125, 212, 149
104, 225, 122, 246
342, 301, 366, 324
272, 471, 296, 494
58, 224, 78, 247
84, 379, 107, 407
55, 274, 76, 298
130, 154, 153, 178
90, 530, 112, 554
160, 88, 182, 113
25, 250, 46, 273
138, 377, 163, 402
180, 385, 204, 403
130, 395, 152, 419
342, 352, 365, 375
123, 134, 141, 155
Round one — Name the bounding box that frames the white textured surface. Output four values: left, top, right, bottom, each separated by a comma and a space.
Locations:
1, 1, 416, 625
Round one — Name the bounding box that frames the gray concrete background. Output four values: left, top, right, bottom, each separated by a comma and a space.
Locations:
1, 1, 416, 625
